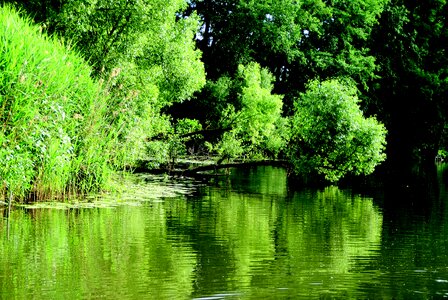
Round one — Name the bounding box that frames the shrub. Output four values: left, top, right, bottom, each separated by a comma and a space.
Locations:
0, 5, 115, 200
288, 78, 387, 182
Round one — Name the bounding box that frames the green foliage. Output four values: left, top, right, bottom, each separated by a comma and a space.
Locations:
10, 0, 448, 184
10, 0, 206, 168
208, 131, 244, 162
146, 118, 203, 168
207, 62, 288, 161
368, 0, 448, 163
189, 0, 388, 110
175, 118, 202, 136
58, 0, 205, 167
49, 0, 206, 105
235, 63, 287, 156
0, 4, 114, 200
437, 149, 448, 161
196, 76, 235, 129
288, 78, 387, 182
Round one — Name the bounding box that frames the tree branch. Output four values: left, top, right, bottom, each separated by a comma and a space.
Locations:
147, 126, 233, 141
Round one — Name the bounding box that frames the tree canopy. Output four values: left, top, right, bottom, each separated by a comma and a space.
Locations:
12, 0, 206, 168
185, 0, 388, 108
367, 0, 448, 166
288, 79, 387, 182
3, 0, 448, 192
206, 62, 287, 160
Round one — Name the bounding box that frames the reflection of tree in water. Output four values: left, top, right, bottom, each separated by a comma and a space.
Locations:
3, 167, 448, 299
164, 176, 383, 298
0, 166, 384, 299
360, 164, 448, 299
0, 205, 197, 299
164, 197, 241, 296
225, 166, 289, 197
250, 186, 383, 297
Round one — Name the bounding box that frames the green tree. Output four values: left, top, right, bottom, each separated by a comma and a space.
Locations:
206, 63, 288, 161
288, 78, 387, 182
9, 0, 206, 167
367, 0, 448, 165
185, 0, 388, 112
170, 0, 389, 164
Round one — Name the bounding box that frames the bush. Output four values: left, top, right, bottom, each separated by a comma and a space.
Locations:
288, 78, 387, 182
205, 62, 288, 161
0, 5, 115, 200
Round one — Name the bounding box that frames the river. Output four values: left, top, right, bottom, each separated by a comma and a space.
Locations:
1, 165, 448, 299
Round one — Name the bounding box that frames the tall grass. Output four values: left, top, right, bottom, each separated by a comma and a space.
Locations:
0, 4, 116, 201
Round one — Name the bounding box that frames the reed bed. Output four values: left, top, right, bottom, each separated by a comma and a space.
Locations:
0, 4, 116, 202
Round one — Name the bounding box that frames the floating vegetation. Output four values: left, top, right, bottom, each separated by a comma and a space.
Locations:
16, 173, 203, 210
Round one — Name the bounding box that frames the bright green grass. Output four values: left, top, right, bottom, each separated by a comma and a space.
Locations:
0, 4, 117, 201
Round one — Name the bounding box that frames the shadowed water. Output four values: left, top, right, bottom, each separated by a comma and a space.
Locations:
1, 166, 448, 299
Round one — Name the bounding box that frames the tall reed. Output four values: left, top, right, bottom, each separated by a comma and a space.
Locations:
0, 4, 116, 201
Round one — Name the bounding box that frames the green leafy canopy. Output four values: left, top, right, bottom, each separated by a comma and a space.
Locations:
288, 78, 387, 182
210, 62, 288, 160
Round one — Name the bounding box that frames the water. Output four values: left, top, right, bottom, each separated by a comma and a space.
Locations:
1, 166, 448, 299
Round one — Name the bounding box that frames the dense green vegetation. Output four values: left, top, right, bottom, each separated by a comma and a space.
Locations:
0, 2, 205, 201
0, 5, 115, 200
289, 79, 387, 182
1, 0, 447, 199
176, 0, 447, 167
367, 0, 448, 166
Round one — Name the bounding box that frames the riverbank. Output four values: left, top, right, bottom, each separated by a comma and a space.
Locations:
133, 156, 290, 178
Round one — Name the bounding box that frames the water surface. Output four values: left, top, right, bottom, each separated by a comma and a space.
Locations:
1, 166, 448, 299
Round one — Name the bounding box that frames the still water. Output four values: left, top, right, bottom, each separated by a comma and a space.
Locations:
1, 166, 448, 299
